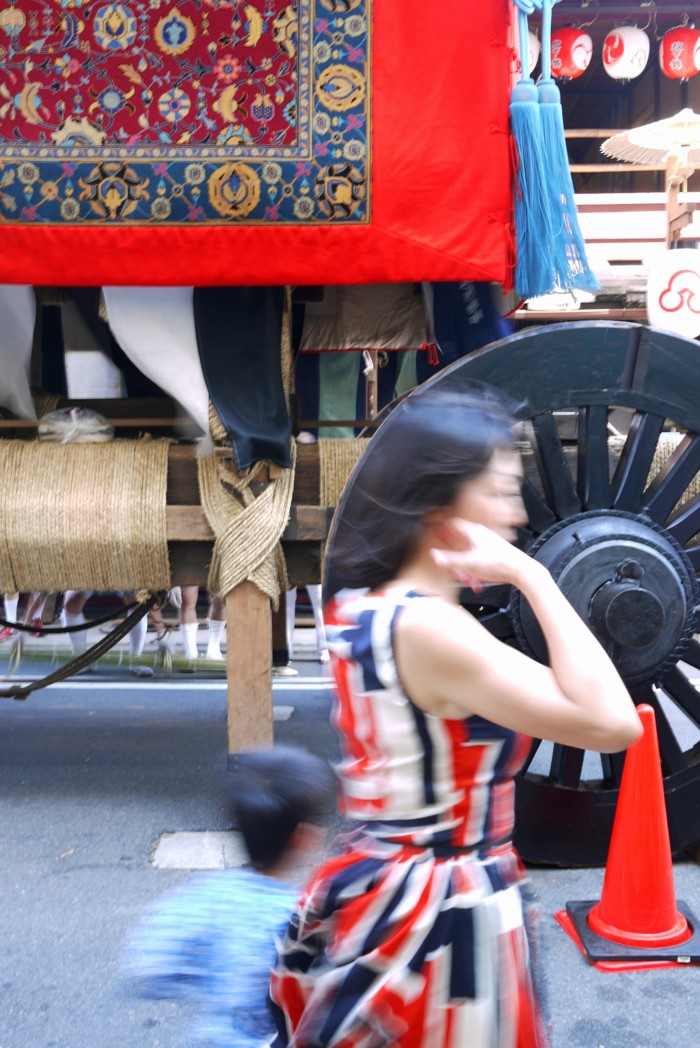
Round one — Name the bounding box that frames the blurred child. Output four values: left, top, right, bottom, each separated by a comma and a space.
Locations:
122, 746, 332, 1046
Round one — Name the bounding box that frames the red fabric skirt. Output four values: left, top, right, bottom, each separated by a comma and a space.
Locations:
270, 836, 550, 1048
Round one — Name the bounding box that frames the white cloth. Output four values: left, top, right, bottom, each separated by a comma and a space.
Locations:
0, 285, 37, 419
102, 287, 210, 436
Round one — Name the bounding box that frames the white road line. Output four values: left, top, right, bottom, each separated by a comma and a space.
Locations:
1, 679, 334, 691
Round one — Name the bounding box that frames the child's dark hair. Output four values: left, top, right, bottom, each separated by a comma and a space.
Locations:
226, 745, 333, 871
324, 387, 519, 600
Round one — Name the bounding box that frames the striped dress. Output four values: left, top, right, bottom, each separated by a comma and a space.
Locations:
270, 587, 550, 1048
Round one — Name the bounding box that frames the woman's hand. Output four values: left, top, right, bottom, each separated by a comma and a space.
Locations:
430, 519, 536, 591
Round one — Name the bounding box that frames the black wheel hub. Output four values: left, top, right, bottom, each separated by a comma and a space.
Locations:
511, 510, 700, 687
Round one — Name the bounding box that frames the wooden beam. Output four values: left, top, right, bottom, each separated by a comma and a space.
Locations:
166, 506, 214, 541
166, 504, 333, 542
226, 583, 274, 754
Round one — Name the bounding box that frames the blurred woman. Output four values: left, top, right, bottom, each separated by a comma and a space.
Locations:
270, 389, 641, 1048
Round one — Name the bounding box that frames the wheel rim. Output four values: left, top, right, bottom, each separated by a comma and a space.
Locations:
431, 321, 700, 865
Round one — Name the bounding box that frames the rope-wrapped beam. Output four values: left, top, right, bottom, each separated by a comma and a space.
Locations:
0, 439, 171, 592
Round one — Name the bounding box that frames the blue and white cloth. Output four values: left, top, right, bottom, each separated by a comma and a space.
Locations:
123, 867, 297, 1046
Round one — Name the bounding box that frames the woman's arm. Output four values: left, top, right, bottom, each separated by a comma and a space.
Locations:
395, 523, 642, 753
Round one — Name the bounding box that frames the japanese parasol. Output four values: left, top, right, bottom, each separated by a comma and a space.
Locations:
601, 108, 700, 166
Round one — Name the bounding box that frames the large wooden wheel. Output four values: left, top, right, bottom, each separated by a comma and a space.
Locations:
329, 322, 700, 866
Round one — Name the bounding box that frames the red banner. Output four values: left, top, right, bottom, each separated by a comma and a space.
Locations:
0, 1, 513, 286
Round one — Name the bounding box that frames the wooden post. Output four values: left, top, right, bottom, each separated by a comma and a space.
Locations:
665, 155, 695, 248
225, 582, 274, 756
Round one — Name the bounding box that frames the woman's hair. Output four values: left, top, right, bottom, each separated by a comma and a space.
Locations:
324, 387, 518, 599
226, 745, 333, 871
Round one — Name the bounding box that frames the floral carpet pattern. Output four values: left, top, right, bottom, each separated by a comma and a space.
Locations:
0, 0, 369, 225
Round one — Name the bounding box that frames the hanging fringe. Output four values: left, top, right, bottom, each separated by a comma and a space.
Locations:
537, 0, 599, 293
510, 2, 557, 299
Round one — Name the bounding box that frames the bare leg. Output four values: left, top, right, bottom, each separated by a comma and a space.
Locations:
24, 592, 48, 636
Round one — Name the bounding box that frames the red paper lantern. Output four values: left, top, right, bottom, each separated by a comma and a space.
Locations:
550, 26, 593, 80
660, 24, 700, 80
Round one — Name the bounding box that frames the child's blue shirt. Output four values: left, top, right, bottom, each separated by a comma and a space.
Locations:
123, 867, 297, 1046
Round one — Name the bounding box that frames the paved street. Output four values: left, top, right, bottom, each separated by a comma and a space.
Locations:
0, 625, 698, 1047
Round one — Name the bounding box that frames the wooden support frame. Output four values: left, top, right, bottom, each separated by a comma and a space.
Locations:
164, 441, 328, 756
0, 406, 335, 757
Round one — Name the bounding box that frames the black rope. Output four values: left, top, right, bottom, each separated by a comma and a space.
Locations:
0, 590, 169, 634
0, 602, 139, 635
0, 594, 160, 701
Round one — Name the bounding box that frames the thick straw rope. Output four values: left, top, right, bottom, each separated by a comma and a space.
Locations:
319, 438, 369, 507
0, 439, 171, 592
198, 288, 296, 609
198, 446, 295, 608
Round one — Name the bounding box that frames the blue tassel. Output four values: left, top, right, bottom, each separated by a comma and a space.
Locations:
538, 0, 599, 293
511, 7, 556, 299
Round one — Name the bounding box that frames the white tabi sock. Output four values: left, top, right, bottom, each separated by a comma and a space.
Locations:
306, 584, 329, 661
128, 615, 148, 657
205, 618, 225, 660
181, 621, 199, 660
285, 586, 297, 660
64, 612, 87, 655
4, 595, 18, 622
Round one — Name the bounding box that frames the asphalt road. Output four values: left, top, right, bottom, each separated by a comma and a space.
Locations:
0, 644, 698, 1047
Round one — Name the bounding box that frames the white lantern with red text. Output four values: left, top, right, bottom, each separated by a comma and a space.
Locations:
660, 24, 700, 80
603, 25, 650, 80
550, 26, 593, 80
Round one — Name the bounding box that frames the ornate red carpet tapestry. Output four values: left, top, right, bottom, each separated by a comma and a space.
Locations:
0, 0, 513, 285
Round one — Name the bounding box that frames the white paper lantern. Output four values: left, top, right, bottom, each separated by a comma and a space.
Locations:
528, 31, 541, 75
603, 26, 650, 81
647, 249, 700, 338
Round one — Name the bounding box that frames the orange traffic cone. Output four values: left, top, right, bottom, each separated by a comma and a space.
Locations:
555, 704, 700, 971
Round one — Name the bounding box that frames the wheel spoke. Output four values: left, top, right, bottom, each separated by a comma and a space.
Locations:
520, 739, 541, 775
665, 492, 700, 546
680, 637, 700, 672
612, 411, 666, 512
550, 744, 585, 788
601, 750, 626, 787
531, 413, 581, 520
577, 405, 611, 510
521, 479, 557, 534
660, 665, 700, 733
642, 433, 700, 524
641, 688, 688, 774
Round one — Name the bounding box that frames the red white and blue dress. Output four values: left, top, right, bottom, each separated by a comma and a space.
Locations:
270, 587, 550, 1048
